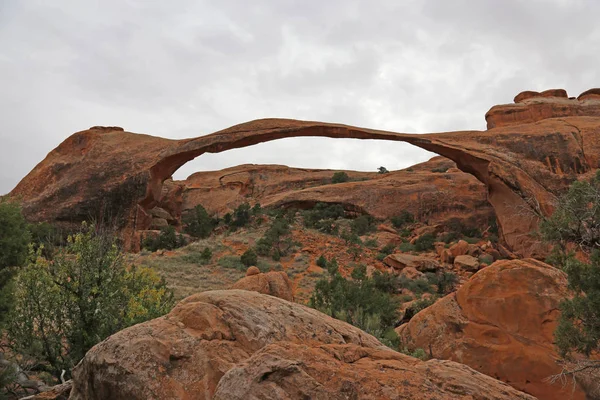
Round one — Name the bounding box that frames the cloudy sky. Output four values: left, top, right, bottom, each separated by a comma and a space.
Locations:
1, 0, 599, 194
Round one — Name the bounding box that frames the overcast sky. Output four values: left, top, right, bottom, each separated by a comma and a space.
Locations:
1, 0, 599, 194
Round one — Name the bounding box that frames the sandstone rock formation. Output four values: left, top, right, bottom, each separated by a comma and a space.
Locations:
231, 269, 294, 301
383, 253, 441, 272
170, 156, 492, 227
69, 290, 535, 400
396, 259, 581, 400
10, 88, 600, 257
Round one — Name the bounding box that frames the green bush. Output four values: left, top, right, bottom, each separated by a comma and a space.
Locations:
391, 211, 414, 229
182, 247, 212, 265
398, 242, 415, 252
218, 255, 246, 270
378, 166, 389, 174
6, 224, 174, 380
182, 205, 215, 238
143, 225, 185, 251
0, 201, 31, 327
364, 238, 379, 248
540, 171, 600, 358
380, 243, 396, 255
309, 268, 400, 348
0, 201, 30, 271
425, 271, 458, 295
350, 215, 376, 236
316, 255, 327, 269
255, 218, 295, 259
414, 233, 435, 252
331, 171, 350, 184
231, 203, 251, 229
241, 248, 258, 267
302, 203, 345, 234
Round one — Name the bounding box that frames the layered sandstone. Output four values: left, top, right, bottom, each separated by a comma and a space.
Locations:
10, 88, 600, 257
160, 156, 493, 228
396, 259, 581, 399
69, 290, 535, 400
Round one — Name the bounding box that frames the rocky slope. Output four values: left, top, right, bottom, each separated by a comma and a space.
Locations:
396, 258, 586, 400
68, 290, 535, 400
156, 156, 493, 230
10, 88, 600, 258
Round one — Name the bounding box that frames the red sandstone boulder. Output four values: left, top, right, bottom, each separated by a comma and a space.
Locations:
69, 290, 536, 400
396, 259, 584, 399
383, 253, 441, 272
231, 270, 294, 301
454, 254, 480, 271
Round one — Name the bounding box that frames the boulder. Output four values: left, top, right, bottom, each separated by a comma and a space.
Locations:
69, 290, 536, 400
454, 254, 480, 271
383, 253, 441, 272
396, 259, 584, 400
149, 217, 169, 230
148, 206, 175, 221
245, 266, 260, 276
231, 270, 294, 301
449, 240, 469, 259
399, 266, 424, 280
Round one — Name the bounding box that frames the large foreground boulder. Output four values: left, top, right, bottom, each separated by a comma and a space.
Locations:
396, 259, 582, 400
69, 290, 535, 400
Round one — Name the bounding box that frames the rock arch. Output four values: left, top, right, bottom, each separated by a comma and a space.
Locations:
11, 90, 600, 258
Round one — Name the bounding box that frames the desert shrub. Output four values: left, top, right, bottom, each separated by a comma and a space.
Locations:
391, 211, 414, 229
309, 267, 400, 348
318, 256, 339, 275
182, 247, 212, 265
182, 204, 215, 238
0, 201, 31, 327
425, 271, 458, 295
255, 218, 296, 260
364, 238, 379, 248
0, 201, 30, 271
231, 203, 251, 229
378, 166, 389, 174
350, 214, 376, 236
218, 255, 245, 270
241, 248, 258, 267
401, 296, 438, 324
302, 203, 345, 234
439, 231, 460, 244
316, 255, 327, 269
331, 171, 350, 184
251, 203, 262, 216
6, 224, 174, 380
414, 233, 435, 251
540, 171, 600, 358
431, 166, 448, 173
446, 217, 481, 238
398, 242, 415, 252
143, 225, 185, 251
380, 243, 396, 255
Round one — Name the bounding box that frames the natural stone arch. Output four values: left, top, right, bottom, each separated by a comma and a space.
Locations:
12, 91, 600, 258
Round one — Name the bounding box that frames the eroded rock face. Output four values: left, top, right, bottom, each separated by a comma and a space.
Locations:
69, 290, 535, 400
172, 156, 493, 227
231, 270, 294, 301
396, 259, 580, 400
486, 88, 600, 128
10, 88, 600, 257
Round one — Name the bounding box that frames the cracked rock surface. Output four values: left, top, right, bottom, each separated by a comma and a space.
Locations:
69, 290, 535, 400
